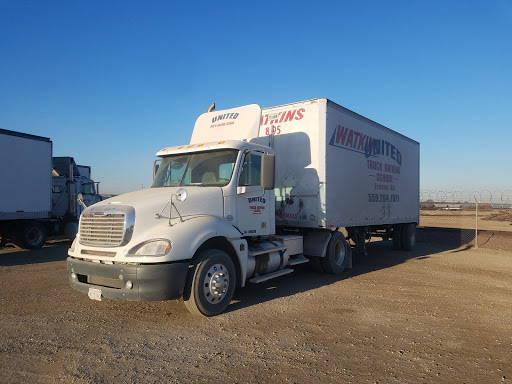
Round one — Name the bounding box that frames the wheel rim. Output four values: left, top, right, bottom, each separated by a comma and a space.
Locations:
334, 241, 345, 266
203, 263, 230, 303
27, 227, 43, 246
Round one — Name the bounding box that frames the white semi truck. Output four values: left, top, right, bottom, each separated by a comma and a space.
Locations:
0, 129, 102, 248
67, 98, 419, 316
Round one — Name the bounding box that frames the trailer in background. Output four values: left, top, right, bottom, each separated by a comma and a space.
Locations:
0, 129, 102, 249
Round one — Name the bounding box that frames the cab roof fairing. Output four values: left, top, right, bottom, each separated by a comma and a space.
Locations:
155, 140, 272, 158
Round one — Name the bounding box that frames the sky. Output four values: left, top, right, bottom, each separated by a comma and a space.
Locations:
1, 0, 511, 195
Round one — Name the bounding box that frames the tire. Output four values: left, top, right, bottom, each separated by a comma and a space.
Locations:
184, 249, 236, 317
17, 221, 47, 249
392, 224, 402, 250
64, 221, 79, 239
321, 231, 348, 274
344, 241, 353, 269
401, 223, 416, 251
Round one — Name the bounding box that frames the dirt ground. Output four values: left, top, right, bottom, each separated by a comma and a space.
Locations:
1, 230, 511, 384
420, 209, 512, 232
420, 209, 512, 251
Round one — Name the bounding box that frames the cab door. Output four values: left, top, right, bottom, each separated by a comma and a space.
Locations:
235, 151, 273, 236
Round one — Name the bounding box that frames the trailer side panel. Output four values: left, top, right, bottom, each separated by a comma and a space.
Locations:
0, 129, 52, 220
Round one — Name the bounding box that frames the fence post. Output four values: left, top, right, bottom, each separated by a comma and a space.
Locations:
474, 196, 478, 248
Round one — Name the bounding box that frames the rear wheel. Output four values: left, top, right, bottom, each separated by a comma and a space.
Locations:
401, 223, 416, 251
321, 231, 349, 274
16, 221, 47, 249
392, 224, 402, 250
184, 249, 236, 317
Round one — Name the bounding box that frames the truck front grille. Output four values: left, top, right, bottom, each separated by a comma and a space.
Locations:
79, 206, 135, 247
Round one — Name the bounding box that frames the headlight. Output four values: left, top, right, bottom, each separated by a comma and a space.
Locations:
127, 239, 171, 257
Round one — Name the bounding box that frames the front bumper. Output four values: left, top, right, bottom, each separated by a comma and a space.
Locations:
67, 257, 189, 301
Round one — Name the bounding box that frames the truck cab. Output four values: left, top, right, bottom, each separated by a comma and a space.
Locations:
52, 157, 102, 238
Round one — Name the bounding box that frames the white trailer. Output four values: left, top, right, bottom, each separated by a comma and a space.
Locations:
0, 129, 102, 248
257, 99, 419, 256
0, 129, 53, 220
67, 98, 419, 316
259, 99, 419, 229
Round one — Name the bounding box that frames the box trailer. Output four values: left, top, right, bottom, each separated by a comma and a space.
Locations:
0, 129, 102, 248
0, 129, 53, 220
258, 99, 419, 228
67, 98, 419, 316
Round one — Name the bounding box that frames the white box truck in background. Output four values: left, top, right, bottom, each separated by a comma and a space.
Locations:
67, 98, 419, 316
0, 129, 102, 249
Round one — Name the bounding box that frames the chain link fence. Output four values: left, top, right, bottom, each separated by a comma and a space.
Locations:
420, 190, 512, 251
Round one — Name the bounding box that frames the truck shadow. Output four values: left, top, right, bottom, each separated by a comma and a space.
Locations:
227, 227, 470, 313
0, 239, 71, 266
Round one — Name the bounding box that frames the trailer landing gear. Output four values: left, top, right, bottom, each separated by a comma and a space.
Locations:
348, 227, 368, 257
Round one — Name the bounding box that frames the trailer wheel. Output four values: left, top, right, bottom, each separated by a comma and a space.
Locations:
184, 249, 236, 317
17, 221, 47, 249
392, 224, 402, 250
401, 223, 416, 251
321, 232, 348, 274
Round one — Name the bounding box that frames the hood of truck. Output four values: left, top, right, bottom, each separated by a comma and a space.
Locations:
97, 187, 224, 221
76, 187, 225, 261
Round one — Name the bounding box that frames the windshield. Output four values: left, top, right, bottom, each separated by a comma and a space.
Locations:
152, 149, 239, 188
80, 183, 96, 194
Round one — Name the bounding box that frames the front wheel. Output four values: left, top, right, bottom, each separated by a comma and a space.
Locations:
184, 249, 236, 317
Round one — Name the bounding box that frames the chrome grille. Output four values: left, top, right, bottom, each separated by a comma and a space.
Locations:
79, 206, 135, 247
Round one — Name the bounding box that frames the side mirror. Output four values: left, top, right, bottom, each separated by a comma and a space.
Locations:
153, 159, 161, 180
77, 193, 87, 209
175, 188, 188, 202
261, 153, 275, 190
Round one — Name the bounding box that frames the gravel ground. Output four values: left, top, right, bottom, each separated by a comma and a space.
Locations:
1, 230, 511, 383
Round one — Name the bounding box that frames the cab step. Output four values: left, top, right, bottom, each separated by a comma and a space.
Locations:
287, 254, 309, 266
249, 268, 294, 283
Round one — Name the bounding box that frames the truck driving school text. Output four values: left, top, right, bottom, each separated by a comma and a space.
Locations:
329, 124, 402, 204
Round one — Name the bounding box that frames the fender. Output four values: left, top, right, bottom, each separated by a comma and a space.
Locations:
166, 214, 249, 286
165, 215, 241, 258
303, 231, 331, 257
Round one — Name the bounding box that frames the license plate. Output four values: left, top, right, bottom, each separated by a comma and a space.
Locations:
88, 287, 102, 301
